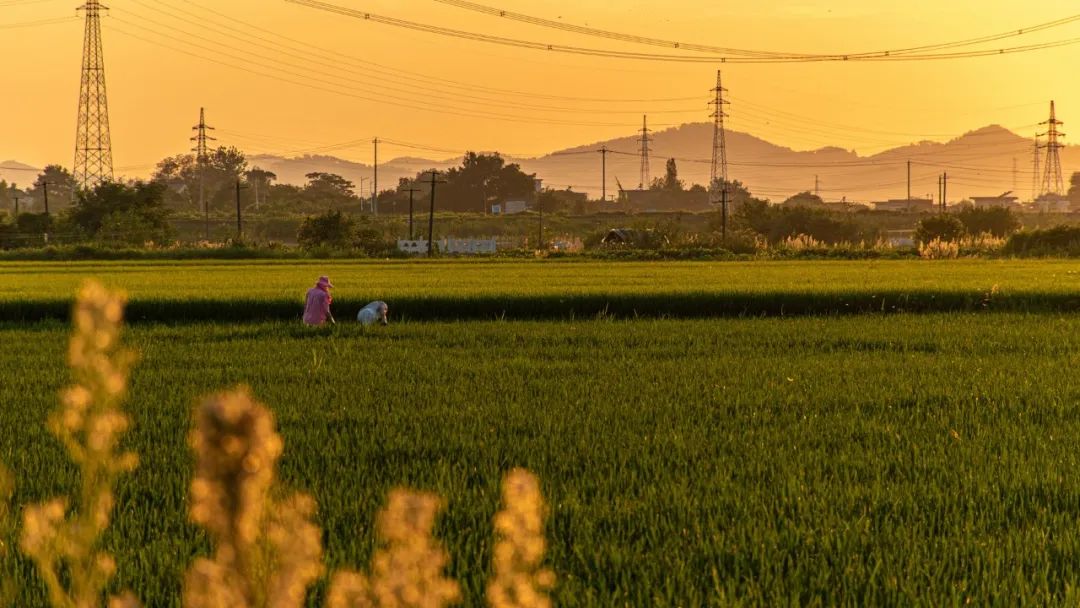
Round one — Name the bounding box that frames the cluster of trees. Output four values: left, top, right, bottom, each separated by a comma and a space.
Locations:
735, 199, 867, 245
914, 207, 1021, 244
1, 178, 172, 248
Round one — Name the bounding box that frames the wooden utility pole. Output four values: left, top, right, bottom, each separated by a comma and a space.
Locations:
41, 181, 50, 216
598, 146, 609, 203
372, 137, 379, 216
405, 187, 421, 240
425, 171, 445, 257
906, 160, 911, 201
235, 178, 247, 240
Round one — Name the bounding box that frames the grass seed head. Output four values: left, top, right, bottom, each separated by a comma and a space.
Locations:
487, 469, 555, 608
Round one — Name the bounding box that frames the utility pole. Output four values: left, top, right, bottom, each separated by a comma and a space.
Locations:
906, 160, 911, 201
814, 175, 820, 198
37, 179, 50, 216
191, 108, 215, 240
235, 178, 248, 241
372, 137, 379, 216
1039, 100, 1066, 196
74, 0, 114, 191
405, 186, 421, 240
638, 115, 651, 190
709, 70, 731, 239
942, 172, 948, 212
13, 195, 20, 216
938, 175, 943, 210
425, 170, 445, 257
597, 145, 608, 203
536, 179, 545, 250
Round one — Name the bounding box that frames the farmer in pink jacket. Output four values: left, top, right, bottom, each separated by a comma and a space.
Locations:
303, 276, 336, 326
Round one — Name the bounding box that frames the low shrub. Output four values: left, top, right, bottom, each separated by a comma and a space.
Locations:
1003, 225, 1080, 257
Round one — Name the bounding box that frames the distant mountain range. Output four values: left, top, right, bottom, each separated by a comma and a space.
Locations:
6, 124, 1076, 203
247, 123, 1076, 203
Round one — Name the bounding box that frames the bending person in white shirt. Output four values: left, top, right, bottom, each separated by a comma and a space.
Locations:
357, 301, 389, 326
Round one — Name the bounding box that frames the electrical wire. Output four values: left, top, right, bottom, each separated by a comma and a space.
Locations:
286, 0, 1080, 63
126, 0, 705, 116
177, 0, 702, 104
107, 18, 676, 129
433, 0, 1080, 60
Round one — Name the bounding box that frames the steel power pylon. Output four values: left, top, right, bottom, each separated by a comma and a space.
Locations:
191, 108, 216, 239
1039, 101, 1066, 196
638, 115, 651, 190
708, 70, 730, 204
73, 0, 114, 191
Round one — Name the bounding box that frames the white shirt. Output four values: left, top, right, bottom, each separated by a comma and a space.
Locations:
357, 301, 389, 325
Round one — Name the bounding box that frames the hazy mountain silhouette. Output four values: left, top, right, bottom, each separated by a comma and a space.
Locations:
249, 123, 1074, 203
0, 161, 39, 186
5, 125, 1074, 203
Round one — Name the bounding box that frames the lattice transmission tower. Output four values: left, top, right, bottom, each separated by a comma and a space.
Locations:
708, 70, 730, 204
73, 0, 113, 191
191, 108, 216, 239
638, 115, 651, 189
1039, 101, 1066, 196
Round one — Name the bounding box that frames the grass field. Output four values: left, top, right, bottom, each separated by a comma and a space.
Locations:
5, 312, 1080, 605
3, 259, 1080, 321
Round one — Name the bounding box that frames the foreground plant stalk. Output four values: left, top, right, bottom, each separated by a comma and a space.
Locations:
487, 469, 555, 608
184, 388, 324, 608
20, 281, 140, 608
327, 490, 462, 608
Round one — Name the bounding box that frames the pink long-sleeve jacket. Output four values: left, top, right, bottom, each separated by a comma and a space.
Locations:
303, 286, 332, 325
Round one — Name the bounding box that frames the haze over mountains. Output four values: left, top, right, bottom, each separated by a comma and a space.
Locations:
5, 124, 1076, 204
248, 123, 1078, 204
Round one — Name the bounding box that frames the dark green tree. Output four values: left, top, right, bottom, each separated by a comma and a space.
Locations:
435, 152, 537, 213
297, 210, 355, 248
652, 158, 684, 192
954, 207, 1021, 238
914, 214, 965, 244
152, 146, 248, 211
29, 165, 77, 212
1068, 172, 1080, 208
304, 172, 356, 203
70, 180, 173, 245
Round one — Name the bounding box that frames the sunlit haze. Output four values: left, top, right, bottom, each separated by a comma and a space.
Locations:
2, 0, 1077, 174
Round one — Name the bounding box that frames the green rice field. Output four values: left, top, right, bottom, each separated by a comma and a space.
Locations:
4, 260, 1080, 605
3, 259, 1080, 321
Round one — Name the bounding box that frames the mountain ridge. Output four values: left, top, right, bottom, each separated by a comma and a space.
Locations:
4, 124, 1073, 202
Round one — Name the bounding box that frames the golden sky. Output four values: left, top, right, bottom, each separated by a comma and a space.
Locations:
1, 0, 1077, 175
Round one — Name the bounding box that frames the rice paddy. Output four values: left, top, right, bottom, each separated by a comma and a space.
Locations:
3, 260, 1080, 605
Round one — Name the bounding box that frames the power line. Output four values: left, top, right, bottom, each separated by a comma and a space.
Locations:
432, 0, 1080, 61
106, 18, 677, 129
123, 0, 704, 117
173, 0, 704, 104
287, 0, 1080, 63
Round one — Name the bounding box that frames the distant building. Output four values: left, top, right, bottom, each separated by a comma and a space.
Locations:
971, 192, 1021, 210
397, 238, 498, 255
491, 200, 529, 215
872, 198, 935, 213
442, 238, 498, 254
397, 240, 429, 255
1031, 193, 1072, 213
619, 188, 710, 212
